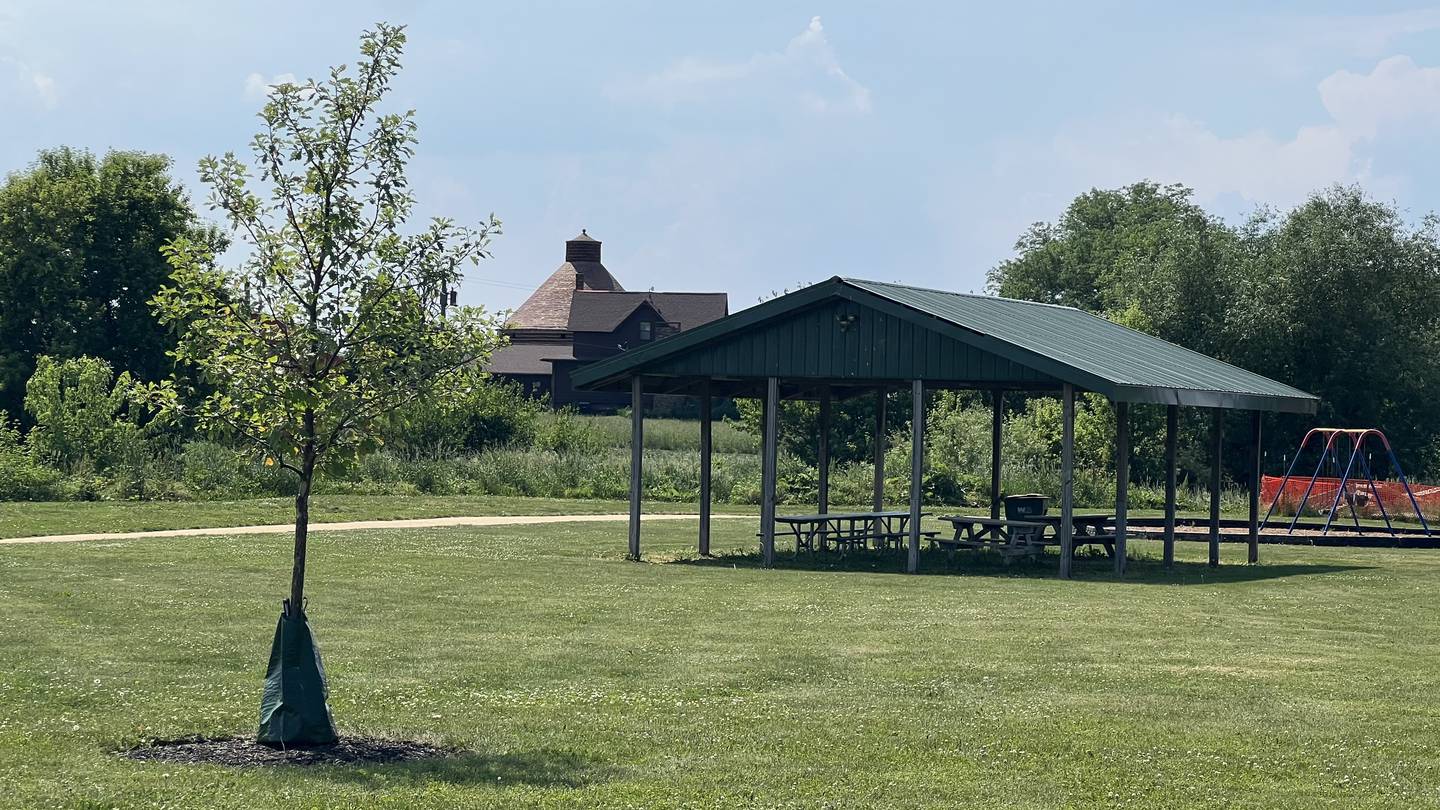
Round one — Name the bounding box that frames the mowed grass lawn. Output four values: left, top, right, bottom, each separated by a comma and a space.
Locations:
2, 518, 1439, 808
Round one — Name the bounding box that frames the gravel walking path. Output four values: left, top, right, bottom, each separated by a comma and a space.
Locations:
0, 513, 740, 545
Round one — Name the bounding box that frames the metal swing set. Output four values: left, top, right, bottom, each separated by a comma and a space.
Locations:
1260, 428, 1434, 537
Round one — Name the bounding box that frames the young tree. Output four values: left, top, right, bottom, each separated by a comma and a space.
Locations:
151, 23, 503, 745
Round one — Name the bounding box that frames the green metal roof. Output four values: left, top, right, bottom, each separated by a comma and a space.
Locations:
570, 277, 1319, 414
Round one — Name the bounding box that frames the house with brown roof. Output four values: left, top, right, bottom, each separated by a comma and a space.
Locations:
487, 231, 728, 410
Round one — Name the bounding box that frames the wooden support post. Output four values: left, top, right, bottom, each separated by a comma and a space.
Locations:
818, 386, 832, 515
990, 390, 1003, 520
698, 379, 712, 556
873, 388, 887, 511
1115, 400, 1129, 576
1209, 408, 1223, 567
1164, 405, 1178, 568
1249, 411, 1262, 564
628, 376, 643, 560
761, 377, 780, 568
908, 379, 924, 574
1059, 384, 1075, 579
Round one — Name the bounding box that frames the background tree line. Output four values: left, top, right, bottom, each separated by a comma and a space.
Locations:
986, 181, 1440, 484
0, 147, 225, 418
0, 144, 1437, 504
735, 181, 1440, 490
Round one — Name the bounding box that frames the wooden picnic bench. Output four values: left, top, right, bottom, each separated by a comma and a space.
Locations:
1049, 514, 1117, 557
769, 511, 938, 553
931, 516, 1048, 560
934, 514, 1117, 561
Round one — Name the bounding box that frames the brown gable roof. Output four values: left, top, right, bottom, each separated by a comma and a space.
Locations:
567, 291, 729, 333
565, 293, 656, 332
650, 291, 730, 330
486, 342, 576, 375
504, 230, 727, 337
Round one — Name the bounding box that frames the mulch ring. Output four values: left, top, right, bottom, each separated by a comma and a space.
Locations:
123, 736, 457, 767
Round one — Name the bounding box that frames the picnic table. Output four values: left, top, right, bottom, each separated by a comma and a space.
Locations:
934, 513, 1116, 561
771, 511, 934, 553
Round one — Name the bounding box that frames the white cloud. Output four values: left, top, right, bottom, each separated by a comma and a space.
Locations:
28, 70, 55, 107
1016, 52, 1440, 211
1048, 115, 1360, 208
610, 16, 870, 114
243, 71, 297, 100
1319, 55, 1440, 139
785, 16, 870, 114
936, 51, 1440, 279
2, 55, 56, 109
1255, 9, 1440, 78
1300, 9, 1440, 59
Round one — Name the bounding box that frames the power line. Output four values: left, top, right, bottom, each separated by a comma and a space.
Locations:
470, 277, 536, 292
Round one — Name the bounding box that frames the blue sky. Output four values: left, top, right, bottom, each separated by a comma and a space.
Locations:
3, 1, 1440, 314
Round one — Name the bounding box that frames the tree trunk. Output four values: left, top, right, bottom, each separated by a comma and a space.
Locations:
288, 472, 311, 617
288, 416, 317, 618
259, 415, 336, 746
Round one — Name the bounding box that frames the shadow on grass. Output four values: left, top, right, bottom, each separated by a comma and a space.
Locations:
313, 747, 614, 789
670, 547, 1371, 584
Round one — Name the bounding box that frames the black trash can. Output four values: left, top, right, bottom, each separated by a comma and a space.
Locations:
1004, 494, 1050, 521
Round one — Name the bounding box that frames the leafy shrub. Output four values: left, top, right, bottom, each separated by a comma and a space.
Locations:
356, 451, 405, 485
734, 393, 902, 466
0, 453, 62, 500
382, 376, 541, 456
104, 450, 184, 501
409, 460, 457, 495
177, 441, 298, 499
0, 417, 61, 500
533, 409, 605, 455
55, 466, 106, 501
24, 355, 148, 471
180, 441, 249, 495
246, 457, 300, 497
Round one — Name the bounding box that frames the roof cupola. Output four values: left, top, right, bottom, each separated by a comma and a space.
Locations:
565, 229, 602, 263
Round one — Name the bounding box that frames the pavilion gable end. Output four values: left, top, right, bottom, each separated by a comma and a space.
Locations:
640, 297, 1059, 389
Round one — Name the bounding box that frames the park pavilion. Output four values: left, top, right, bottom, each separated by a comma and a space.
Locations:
570, 277, 1320, 577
